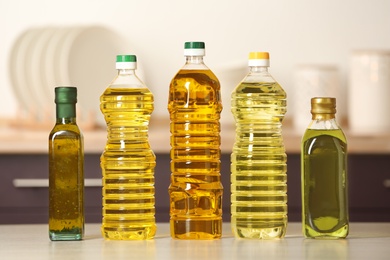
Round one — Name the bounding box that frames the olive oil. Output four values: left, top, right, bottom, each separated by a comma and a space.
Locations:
168, 42, 223, 239
301, 97, 349, 239
49, 87, 84, 241
100, 55, 156, 240
231, 52, 287, 239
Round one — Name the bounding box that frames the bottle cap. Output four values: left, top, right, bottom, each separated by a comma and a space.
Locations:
311, 97, 337, 119
55, 86, 77, 104
248, 52, 270, 67
116, 54, 137, 70
184, 42, 205, 56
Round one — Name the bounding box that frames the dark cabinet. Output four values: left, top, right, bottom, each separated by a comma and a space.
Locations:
0, 153, 389, 224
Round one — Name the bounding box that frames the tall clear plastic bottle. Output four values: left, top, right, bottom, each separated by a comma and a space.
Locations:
301, 97, 349, 239
49, 86, 84, 241
231, 52, 287, 239
100, 55, 156, 240
168, 42, 223, 239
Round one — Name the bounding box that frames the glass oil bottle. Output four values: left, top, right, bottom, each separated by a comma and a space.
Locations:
301, 97, 349, 239
49, 86, 84, 241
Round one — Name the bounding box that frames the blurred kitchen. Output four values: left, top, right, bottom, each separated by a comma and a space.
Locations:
0, 0, 389, 224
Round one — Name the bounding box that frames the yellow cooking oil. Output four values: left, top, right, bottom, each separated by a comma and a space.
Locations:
49, 86, 84, 241
168, 67, 223, 239
231, 52, 287, 239
100, 55, 156, 240
302, 130, 349, 239
49, 126, 84, 240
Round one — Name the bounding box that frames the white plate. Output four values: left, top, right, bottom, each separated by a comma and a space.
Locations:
26, 28, 57, 115
42, 27, 72, 113
43, 27, 82, 118
10, 26, 144, 126
64, 26, 144, 126
9, 28, 43, 113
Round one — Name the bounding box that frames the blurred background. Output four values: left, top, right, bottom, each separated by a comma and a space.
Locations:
0, 0, 389, 223
0, 0, 390, 128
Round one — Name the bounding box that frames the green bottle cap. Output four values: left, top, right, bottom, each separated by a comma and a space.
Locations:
184, 42, 205, 49
184, 42, 206, 56
116, 55, 137, 69
55, 87, 77, 104
116, 55, 137, 62
54, 87, 77, 119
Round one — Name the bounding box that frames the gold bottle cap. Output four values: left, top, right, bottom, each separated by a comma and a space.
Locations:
311, 97, 336, 119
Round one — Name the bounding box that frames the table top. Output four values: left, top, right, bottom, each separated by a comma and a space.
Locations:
2, 119, 390, 154
0, 223, 389, 259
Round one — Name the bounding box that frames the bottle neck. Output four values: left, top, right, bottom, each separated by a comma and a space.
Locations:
185, 56, 205, 64
245, 65, 274, 83
56, 103, 76, 123
118, 68, 136, 76
249, 66, 269, 73
308, 115, 339, 130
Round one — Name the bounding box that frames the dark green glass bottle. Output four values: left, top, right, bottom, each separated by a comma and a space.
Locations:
49, 87, 84, 241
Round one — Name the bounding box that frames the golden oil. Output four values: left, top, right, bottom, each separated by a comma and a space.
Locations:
168, 42, 223, 239
49, 87, 84, 241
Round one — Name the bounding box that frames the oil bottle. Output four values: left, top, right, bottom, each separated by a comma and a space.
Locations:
168, 42, 223, 239
301, 97, 349, 239
49, 86, 84, 241
231, 52, 287, 239
100, 55, 156, 240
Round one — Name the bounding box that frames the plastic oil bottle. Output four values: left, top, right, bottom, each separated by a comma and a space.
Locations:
231, 52, 287, 239
100, 55, 156, 240
49, 86, 84, 241
168, 42, 223, 239
301, 97, 349, 239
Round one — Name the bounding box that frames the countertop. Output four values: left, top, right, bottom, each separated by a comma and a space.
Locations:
0, 223, 389, 259
2, 120, 390, 154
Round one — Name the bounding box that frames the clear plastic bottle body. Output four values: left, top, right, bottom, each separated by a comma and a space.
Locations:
100, 65, 156, 240
231, 64, 287, 239
168, 54, 223, 239
301, 102, 349, 239
49, 87, 84, 241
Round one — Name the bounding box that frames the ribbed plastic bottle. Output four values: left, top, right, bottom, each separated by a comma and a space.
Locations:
301, 97, 349, 239
231, 52, 287, 239
100, 55, 156, 240
49, 86, 84, 241
168, 42, 223, 239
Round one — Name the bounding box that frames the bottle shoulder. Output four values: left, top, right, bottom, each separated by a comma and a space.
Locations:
172, 68, 219, 84
109, 73, 150, 90
302, 128, 347, 144
232, 79, 286, 97
49, 123, 82, 140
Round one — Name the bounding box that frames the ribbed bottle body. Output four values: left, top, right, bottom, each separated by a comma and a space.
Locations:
100, 86, 156, 240
168, 69, 223, 239
231, 81, 287, 239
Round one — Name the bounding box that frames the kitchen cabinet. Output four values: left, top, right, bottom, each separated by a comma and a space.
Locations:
1, 152, 389, 224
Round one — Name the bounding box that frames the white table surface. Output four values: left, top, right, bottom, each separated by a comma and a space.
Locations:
0, 223, 389, 259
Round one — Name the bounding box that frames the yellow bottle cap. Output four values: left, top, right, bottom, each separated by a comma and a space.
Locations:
248, 52, 270, 67
249, 52, 269, 60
